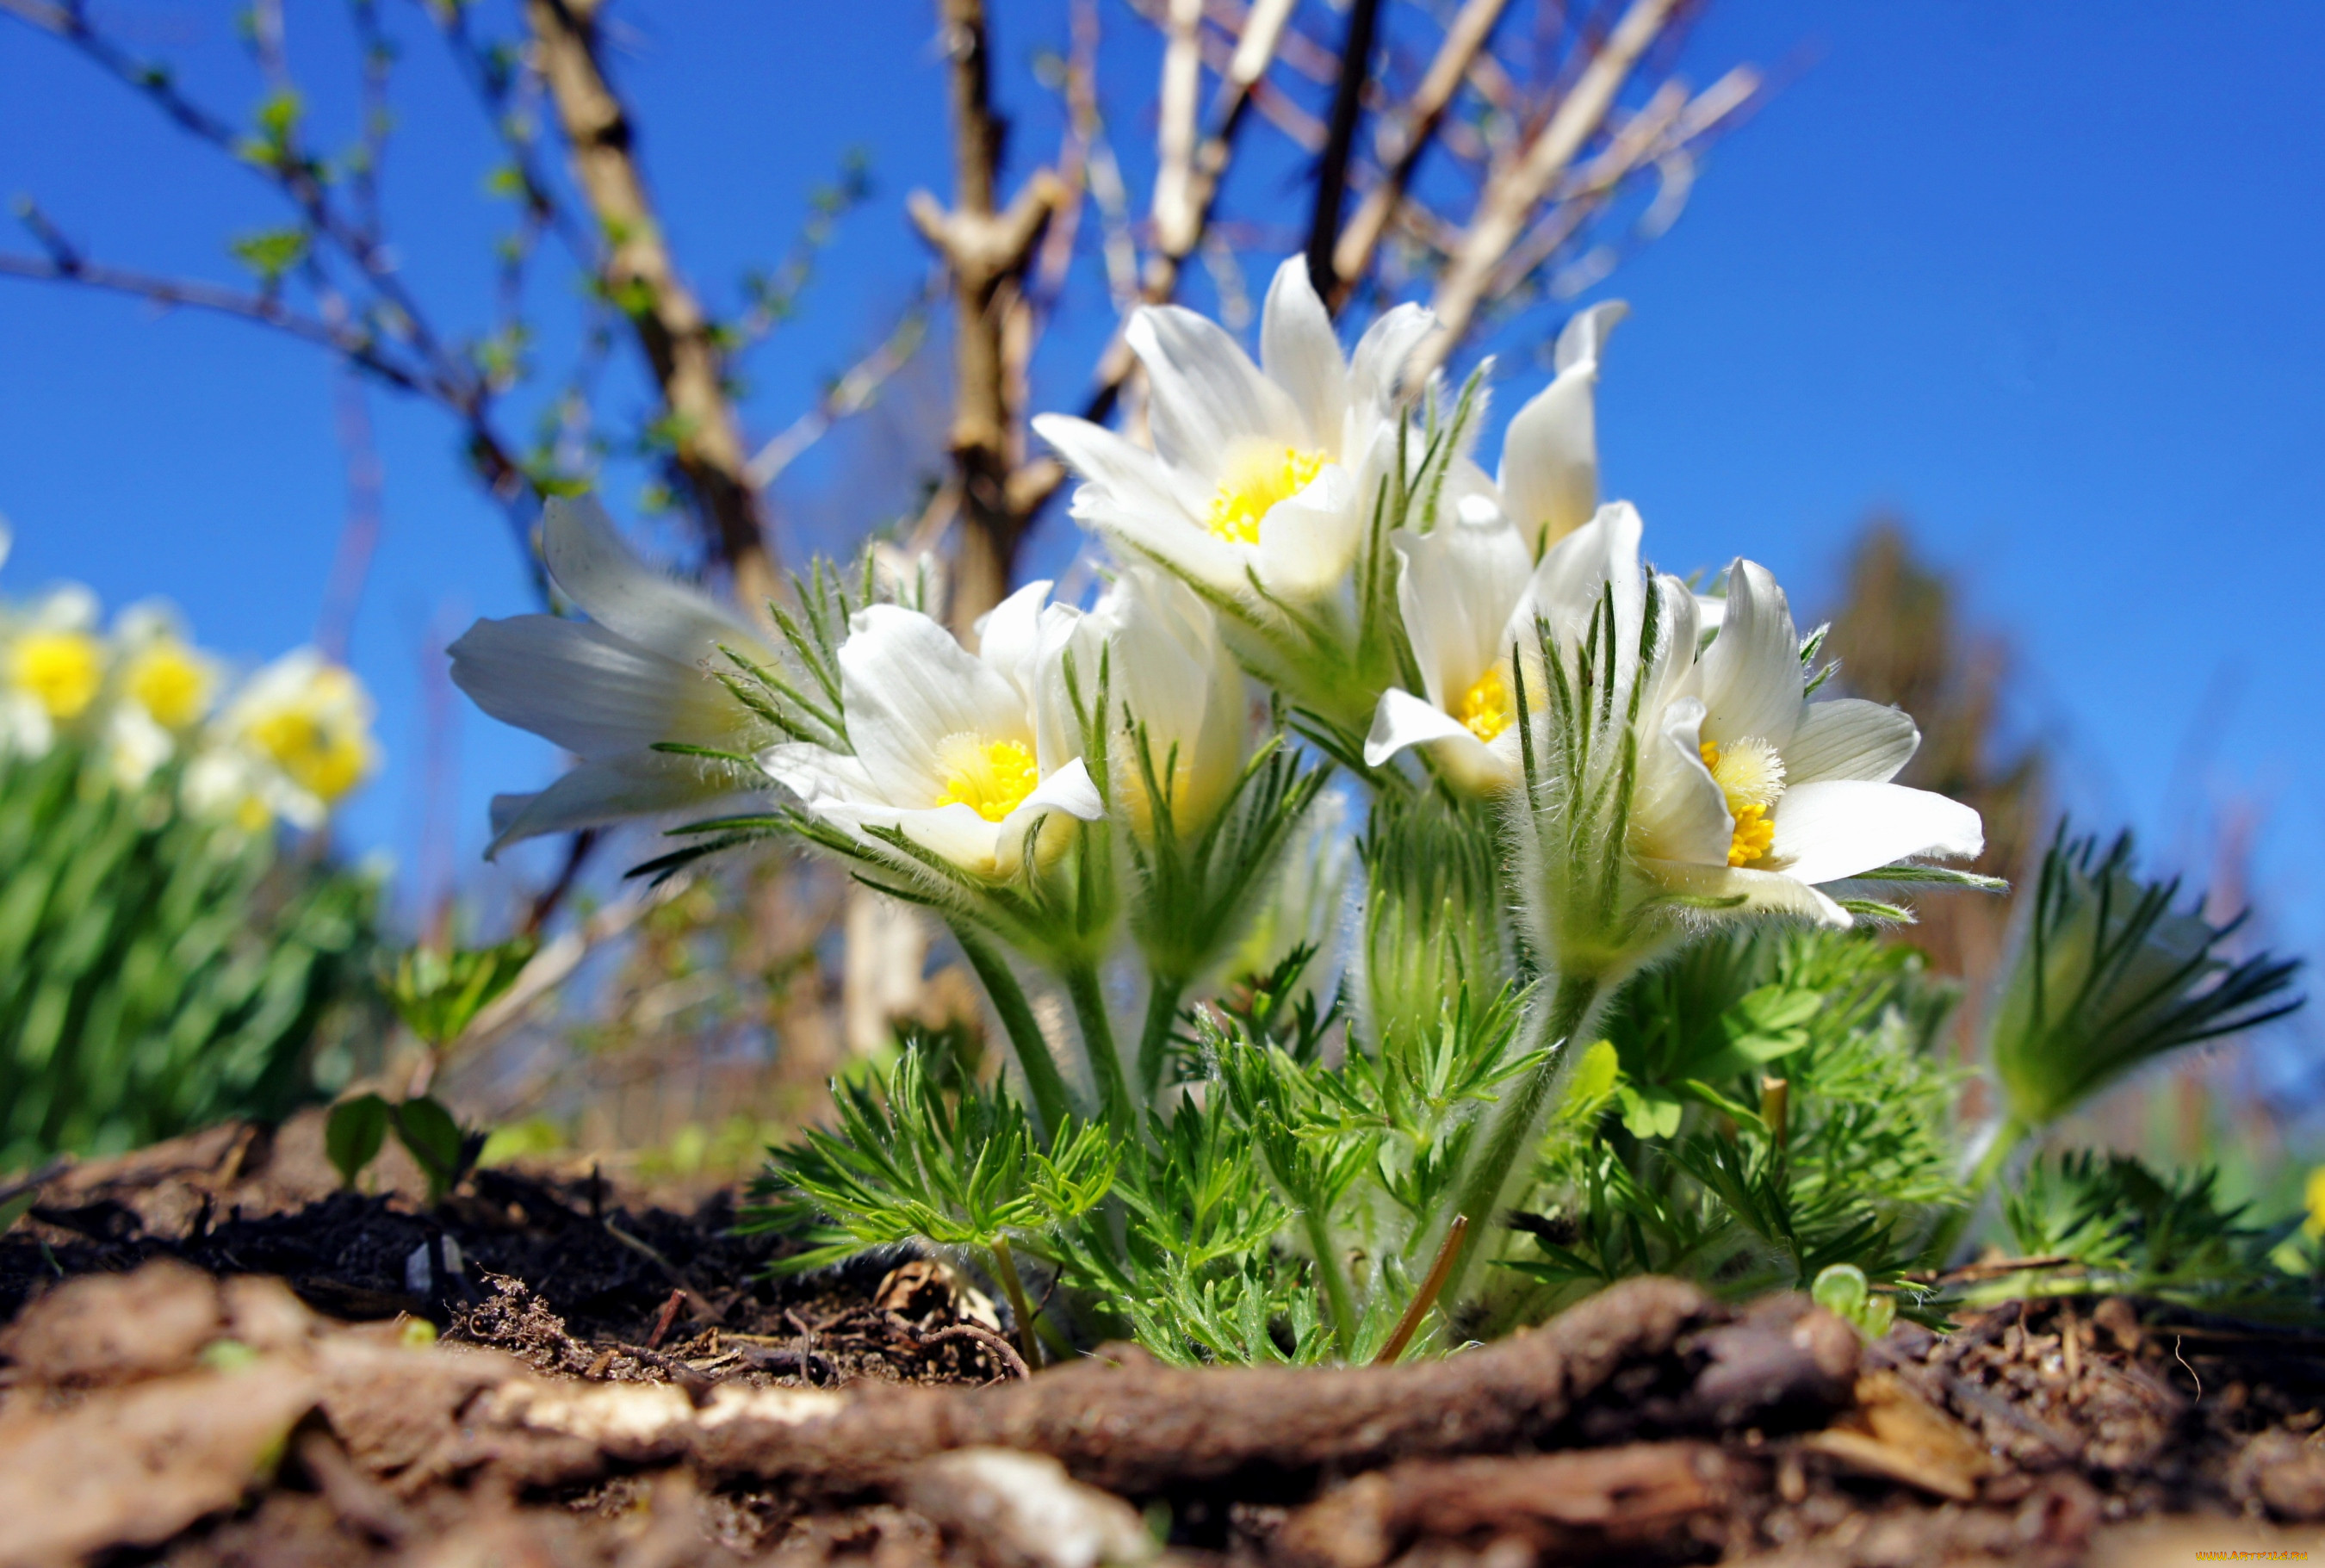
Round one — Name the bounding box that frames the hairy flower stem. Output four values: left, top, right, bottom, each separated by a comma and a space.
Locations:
1137, 974, 1187, 1100
949, 920, 1076, 1141
986, 1236, 1045, 1371
1063, 960, 1136, 1133
1927, 1114, 2031, 1267
1302, 1202, 1359, 1359
1440, 970, 1606, 1307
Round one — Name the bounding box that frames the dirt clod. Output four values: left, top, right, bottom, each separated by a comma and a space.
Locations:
7, 1119, 2325, 1565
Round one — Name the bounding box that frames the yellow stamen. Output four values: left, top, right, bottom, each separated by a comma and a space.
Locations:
1205, 441, 1327, 545
1700, 737, 1787, 868
1725, 804, 1776, 867
934, 735, 1040, 822
1458, 666, 1514, 743
126, 641, 213, 728
251, 709, 369, 803
11, 629, 104, 720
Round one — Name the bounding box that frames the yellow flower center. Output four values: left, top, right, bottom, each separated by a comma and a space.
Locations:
11, 630, 104, 720
933, 734, 1040, 822
127, 641, 213, 728
1458, 666, 1514, 743
250, 708, 369, 803
1700, 736, 1786, 868
1205, 441, 1327, 545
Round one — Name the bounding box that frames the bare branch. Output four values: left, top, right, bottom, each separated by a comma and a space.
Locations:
1418, 0, 1681, 372
525, 0, 778, 606
912, 0, 1065, 633
1491, 65, 1758, 301
1305, 0, 1383, 300
1329, 0, 1513, 308
1064, 0, 1138, 308
1152, 0, 1205, 257
1059, 0, 1294, 451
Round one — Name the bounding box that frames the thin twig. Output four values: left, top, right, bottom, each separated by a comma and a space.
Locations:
525, 0, 778, 604
1330, 0, 1513, 309
1018, 0, 1293, 519
746, 293, 934, 488
1420, 0, 1682, 373
909, 0, 1064, 632
1152, 0, 1205, 258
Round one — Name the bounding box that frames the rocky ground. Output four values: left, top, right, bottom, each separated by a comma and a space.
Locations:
3, 1114, 2323, 1567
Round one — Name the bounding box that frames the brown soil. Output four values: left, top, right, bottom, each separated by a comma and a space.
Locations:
3, 1116, 2323, 1568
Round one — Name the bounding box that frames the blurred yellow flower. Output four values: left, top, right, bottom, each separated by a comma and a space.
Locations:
2304, 1166, 2325, 1239
11, 629, 104, 720
124, 638, 215, 729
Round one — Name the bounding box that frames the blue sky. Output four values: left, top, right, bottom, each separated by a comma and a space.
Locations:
2, 3, 2321, 1027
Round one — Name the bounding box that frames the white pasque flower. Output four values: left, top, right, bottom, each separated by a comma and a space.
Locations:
759, 582, 1105, 880
1073, 567, 1248, 838
1489, 301, 1626, 556
1032, 257, 1435, 605
1630, 555, 1985, 927
1361, 493, 1547, 794
450, 496, 774, 856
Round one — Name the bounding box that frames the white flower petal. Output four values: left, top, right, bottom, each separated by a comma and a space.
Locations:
1640, 571, 1703, 718
1554, 298, 1628, 374
1770, 779, 1985, 886
1128, 304, 1305, 478
1785, 698, 1919, 785
1348, 304, 1436, 421
1253, 465, 1361, 598
1497, 301, 1624, 551
864, 802, 1008, 876
1695, 559, 1803, 749
1035, 413, 1248, 596
1364, 685, 1473, 767
840, 605, 1031, 804
450, 615, 735, 759
1634, 696, 1733, 868
760, 742, 881, 808
1527, 501, 1645, 655
1016, 755, 1106, 822
541, 496, 764, 666
1260, 257, 1348, 453
487, 753, 747, 858
974, 578, 1057, 701
1394, 496, 1534, 709
1638, 858, 1853, 927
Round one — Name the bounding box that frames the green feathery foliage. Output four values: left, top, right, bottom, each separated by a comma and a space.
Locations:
0, 743, 380, 1167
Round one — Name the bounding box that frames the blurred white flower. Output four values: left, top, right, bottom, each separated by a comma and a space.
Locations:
450, 496, 777, 856
0, 585, 105, 759
215, 649, 379, 829
113, 601, 221, 732
1033, 257, 1435, 605
760, 583, 1104, 881
1077, 567, 1248, 839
